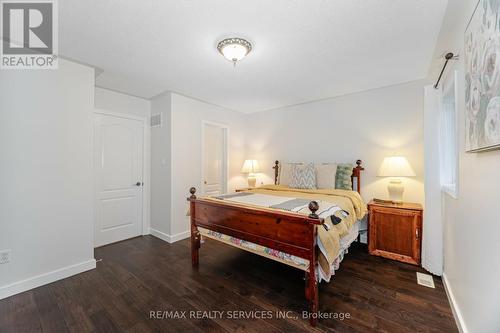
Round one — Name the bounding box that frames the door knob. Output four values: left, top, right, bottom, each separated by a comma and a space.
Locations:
136, 182, 142, 186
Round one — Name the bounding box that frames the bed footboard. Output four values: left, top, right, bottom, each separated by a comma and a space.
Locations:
187, 187, 323, 326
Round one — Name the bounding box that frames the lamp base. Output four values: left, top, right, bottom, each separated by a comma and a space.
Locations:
387, 178, 404, 203
247, 175, 256, 188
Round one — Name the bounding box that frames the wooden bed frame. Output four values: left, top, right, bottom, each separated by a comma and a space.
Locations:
188, 160, 364, 326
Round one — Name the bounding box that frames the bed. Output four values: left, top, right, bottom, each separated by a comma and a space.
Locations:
187, 160, 366, 326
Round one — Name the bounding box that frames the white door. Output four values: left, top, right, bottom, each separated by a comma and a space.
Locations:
202, 123, 227, 196
94, 113, 144, 247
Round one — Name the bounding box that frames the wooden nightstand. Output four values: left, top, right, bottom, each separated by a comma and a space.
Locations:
235, 187, 254, 192
368, 200, 423, 265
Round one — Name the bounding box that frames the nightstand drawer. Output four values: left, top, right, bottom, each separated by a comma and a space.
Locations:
368, 201, 422, 265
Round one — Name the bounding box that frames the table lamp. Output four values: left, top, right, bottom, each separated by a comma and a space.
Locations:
378, 156, 416, 203
241, 160, 260, 187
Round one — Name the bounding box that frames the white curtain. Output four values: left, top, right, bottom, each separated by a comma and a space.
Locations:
423, 85, 444, 276
438, 72, 458, 197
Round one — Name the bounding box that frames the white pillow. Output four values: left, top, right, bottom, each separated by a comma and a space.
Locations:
315, 163, 338, 189
289, 163, 316, 189
279, 162, 302, 186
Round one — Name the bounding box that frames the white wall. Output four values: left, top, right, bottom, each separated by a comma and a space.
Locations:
169, 93, 247, 238
0, 59, 96, 299
150, 92, 247, 241
429, 1, 500, 332
245, 80, 426, 205
95, 87, 151, 118
151, 84, 425, 243
150, 93, 172, 236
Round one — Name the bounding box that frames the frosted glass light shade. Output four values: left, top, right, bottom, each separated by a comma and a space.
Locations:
241, 160, 260, 173
221, 44, 248, 62
217, 38, 252, 64
378, 156, 416, 177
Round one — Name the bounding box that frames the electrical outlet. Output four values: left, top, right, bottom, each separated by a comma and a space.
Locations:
0, 250, 11, 264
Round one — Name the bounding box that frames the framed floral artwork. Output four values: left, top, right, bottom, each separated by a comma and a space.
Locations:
465, 0, 500, 151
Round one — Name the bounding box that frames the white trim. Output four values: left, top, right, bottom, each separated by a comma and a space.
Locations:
143, 116, 151, 235
149, 228, 190, 243
169, 230, 190, 242
149, 228, 170, 242
93, 109, 151, 244
442, 273, 468, 333
201, 120, 229, 195
0, 259, 96, 300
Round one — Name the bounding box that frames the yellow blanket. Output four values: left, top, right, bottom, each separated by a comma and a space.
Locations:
248, 185, 366, 272
248, 185, 366, 221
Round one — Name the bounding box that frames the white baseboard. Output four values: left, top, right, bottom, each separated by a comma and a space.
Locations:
442, 273, 468, 333
169, 230, 191, 242
0, 259, 96, 300
150, 228, 190, 243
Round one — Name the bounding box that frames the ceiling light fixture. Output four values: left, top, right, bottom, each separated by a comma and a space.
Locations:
217, 37, 252, 66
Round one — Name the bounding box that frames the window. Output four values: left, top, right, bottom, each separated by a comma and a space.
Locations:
439, 70, 459, 198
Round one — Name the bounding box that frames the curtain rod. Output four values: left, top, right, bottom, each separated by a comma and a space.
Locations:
434, 52, 458, 89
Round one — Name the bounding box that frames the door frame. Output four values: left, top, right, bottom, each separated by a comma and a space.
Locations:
93, 109, 151, 247
201, 120, 229, 195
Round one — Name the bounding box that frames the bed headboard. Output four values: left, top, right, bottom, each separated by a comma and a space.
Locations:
273, 160, 364, 194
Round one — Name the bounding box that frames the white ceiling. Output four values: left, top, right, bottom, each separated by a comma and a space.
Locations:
60, 0, 448, 113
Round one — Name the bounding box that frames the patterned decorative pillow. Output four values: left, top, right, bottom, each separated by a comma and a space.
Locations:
335, 163, 354, 190
290, 163, 316, 189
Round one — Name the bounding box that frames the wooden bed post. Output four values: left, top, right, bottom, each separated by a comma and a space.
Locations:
306, 201, 319, 326
273, 160, 279, 185
351, 159, 364, 194
188, 187, 200, 267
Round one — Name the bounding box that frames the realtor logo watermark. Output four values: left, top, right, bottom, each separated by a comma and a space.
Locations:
1, 0, 58, 69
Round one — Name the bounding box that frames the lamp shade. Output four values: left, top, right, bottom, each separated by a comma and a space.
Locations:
378, 156, 416, 177
241, 160, 260, 173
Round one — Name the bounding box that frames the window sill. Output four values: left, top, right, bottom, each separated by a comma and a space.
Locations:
442, 184, 458, 199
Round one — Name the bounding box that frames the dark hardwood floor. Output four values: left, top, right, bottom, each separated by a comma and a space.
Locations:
0, 236, 457, 332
